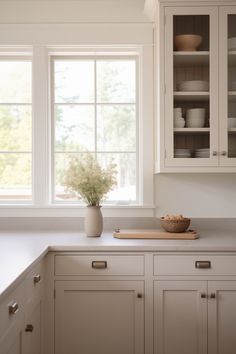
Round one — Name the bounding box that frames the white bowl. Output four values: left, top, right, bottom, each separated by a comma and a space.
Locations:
186, 108, 206, 120
177, 80, 209, 92
186, 116, 205, 128
228, 117, 236, 128
228, 37, 236, 51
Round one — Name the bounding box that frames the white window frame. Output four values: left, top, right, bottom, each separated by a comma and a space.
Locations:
0, 24, 154, 217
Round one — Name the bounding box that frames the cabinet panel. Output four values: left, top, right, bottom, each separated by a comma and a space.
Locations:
208, 281, 236, 354
154, 280, 207, 354
55, 280, 144, 354
154, 254, 236, 276
55, 254, 144, 276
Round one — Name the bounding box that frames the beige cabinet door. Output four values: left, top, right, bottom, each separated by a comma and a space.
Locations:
154, 280, 207, 354
208, 280, 236, 354
55, 280, 144, 354
0, 328, 23, 354
22, 301, 42, 354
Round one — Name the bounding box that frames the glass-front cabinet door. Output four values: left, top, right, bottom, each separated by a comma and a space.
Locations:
219, 7, 236, 166
164, 7, 218, 167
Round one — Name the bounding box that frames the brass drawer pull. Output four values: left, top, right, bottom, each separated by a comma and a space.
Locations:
195, 261, 211, 269
210, 293, 216, 299
33, 274, 41, 284
201, 293, 207, 299
9, 302, 19, 315
92, 261, 107, 269
25, 324, 34, 332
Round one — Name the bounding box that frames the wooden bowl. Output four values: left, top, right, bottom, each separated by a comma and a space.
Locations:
174, 34, 202, 51
160, 217, 191, 233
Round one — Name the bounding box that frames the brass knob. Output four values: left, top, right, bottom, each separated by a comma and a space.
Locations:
33, 274, 41, 284
9, 302, 19, 315
137, 293, 143, 298
25, 324, 34, 332
212, 151, 218, 156
201, 293, 207, 299
210, 293, 216, 299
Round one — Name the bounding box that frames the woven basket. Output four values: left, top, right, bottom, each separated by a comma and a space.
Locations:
160, 217, 191, 233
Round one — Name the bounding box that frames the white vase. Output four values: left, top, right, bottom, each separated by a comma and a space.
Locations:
85, 206, 103, 237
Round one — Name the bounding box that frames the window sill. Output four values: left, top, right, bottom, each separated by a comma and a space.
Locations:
0, 205, 155, 217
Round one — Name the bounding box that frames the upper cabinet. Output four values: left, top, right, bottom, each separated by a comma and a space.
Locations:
154, 1, 236, 172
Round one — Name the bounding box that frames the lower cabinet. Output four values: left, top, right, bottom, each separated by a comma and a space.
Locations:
154, 280, 236, 354
22, 300, 42, 354
55, 280, 144, 354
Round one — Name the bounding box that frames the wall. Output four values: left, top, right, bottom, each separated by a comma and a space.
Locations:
155, 174, 236, 218
1, 0, 235, 219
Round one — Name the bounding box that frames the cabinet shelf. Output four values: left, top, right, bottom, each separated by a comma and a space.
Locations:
174, 92, 210, 102
174, 128, 210, 134
174, 51, 209, 66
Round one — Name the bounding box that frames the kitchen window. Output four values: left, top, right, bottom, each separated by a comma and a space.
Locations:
51, 56, 138, 204
0, 42, 153, 216
0, 58, 32, 202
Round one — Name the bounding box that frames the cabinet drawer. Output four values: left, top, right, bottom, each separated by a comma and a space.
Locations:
0, 280, 25, 341
154, 254, 236, 276
25, 260, 44, 304
55, 254, 144, 276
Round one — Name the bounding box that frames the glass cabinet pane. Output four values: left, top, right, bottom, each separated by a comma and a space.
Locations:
173, 15, 210, 159
227, 14, 236, 159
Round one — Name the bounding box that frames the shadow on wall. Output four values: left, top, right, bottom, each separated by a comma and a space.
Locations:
155, 173, 236, 218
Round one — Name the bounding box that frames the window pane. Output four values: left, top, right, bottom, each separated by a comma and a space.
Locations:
0, 153, 31, 200
55, 105, 95, 152
97, 105, 136, 152
98, 153, 137, 202
54, 61, 94, 103
0, 106, 31, 151
97, 60, 136, 103
0, 61, 31, 103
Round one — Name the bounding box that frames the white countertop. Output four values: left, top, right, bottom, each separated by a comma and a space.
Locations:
1, 229, 236, 299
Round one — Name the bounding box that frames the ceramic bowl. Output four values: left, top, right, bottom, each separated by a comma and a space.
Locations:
186, 108, 206, 119
160, 217, 191, 233
174, 107, 182, 118
228, 37, 236, 51
174, 118, 185, 128
174, 34, 202, 51
228, 117, 236, 128
186, 116, 205, 128
177, 80, 209, 92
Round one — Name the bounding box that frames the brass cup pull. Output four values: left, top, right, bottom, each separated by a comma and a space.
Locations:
195, 261, 211, 269
210, 293, 216, 299
25, 324, 34, 332
33, 274, 41, 284
9, 302, 19, 315
201, 293, 207, 299
92, 261, 107, 269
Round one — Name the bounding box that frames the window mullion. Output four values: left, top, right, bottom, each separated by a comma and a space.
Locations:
32, 45, 49, 206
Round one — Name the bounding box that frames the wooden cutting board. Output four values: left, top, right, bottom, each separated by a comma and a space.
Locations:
113, 229, 199, 240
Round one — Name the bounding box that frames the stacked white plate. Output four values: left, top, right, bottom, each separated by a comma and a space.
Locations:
177, 80, 209, 92
194, 148, 210, 158
228, 37, 236, 51
174, 148, 192, 158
